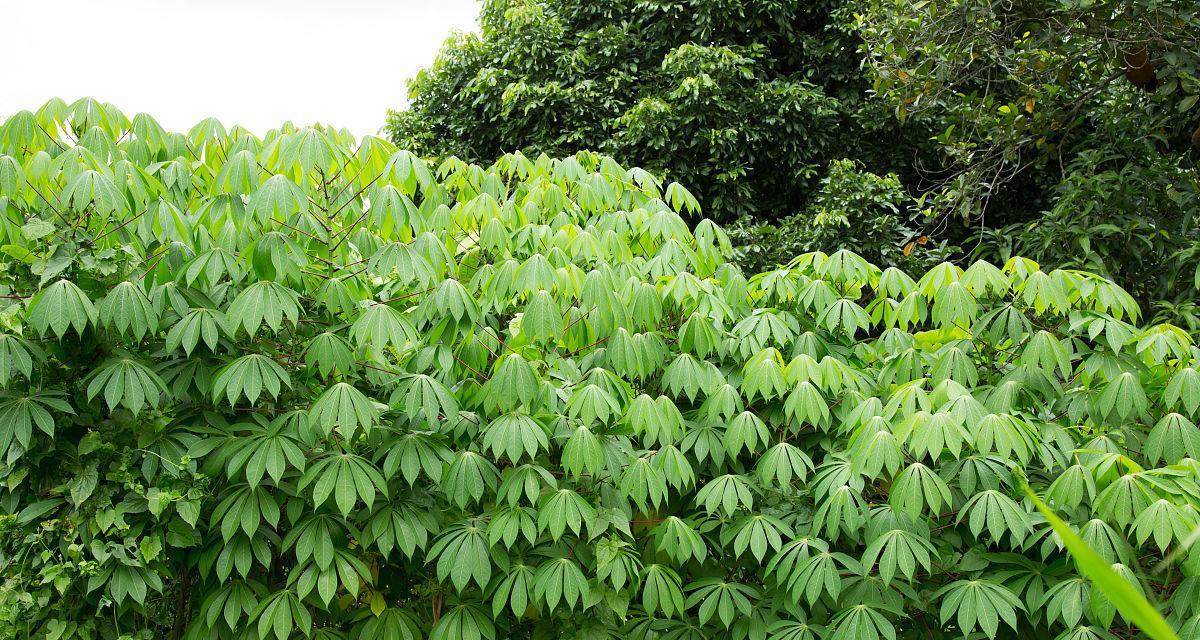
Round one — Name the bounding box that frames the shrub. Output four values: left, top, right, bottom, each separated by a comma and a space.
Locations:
0, 98, 1198, 640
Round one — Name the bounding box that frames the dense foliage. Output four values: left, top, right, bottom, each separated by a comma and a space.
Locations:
386, 0, 1200, 326
384, 0, 934, 224
860, 0, 1200, 327
3, 99, 1200, 640
727, 160, 953, 275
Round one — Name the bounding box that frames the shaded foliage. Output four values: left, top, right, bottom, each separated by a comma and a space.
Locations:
860, 0, 1200, 326
386, 0, 935, 224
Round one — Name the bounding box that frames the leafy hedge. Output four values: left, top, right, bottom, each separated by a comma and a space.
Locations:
1, 98, 1199, 640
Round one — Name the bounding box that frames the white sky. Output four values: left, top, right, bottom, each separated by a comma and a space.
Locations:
1, 0, 480, 137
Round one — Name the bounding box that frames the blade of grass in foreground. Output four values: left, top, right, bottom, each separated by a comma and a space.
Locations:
1029, 491, 1180, 640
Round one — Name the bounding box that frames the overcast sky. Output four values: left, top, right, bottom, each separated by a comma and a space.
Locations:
1, 0, 480, 136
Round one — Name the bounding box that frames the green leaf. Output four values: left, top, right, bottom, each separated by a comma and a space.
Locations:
85, 355, 167, 414
98, 281, 159, 340
226, 281, 300, 336
1030, 492, 1180, 640
27, 279, 97, 338
212, 354, 291, 406
308, 382, 381, 439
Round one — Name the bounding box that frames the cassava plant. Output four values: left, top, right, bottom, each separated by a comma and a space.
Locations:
0, 98, 1198, 640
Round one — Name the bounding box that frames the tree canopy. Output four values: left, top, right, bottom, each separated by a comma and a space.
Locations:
0, 98, 1198, 640
860, 0, 1200, 326
385, 0, 932, 224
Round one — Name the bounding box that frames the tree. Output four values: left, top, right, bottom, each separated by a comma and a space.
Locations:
859, 0, 1200, 327
1, 97, 1197, 639
385, 0, 935, 224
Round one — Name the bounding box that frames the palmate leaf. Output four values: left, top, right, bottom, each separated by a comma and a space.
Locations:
538, 488, 595, 541
0, 390, 72, 457
250, 590, 312, 640
27, 279, 97, 338
281, 513, 345, 570
441, 451, 499, 508
521, 289, 564, 344
350, 303, 418, 352
428, 520, 493, 592
211, 484, 281, 542
619, 456, 667, 511
533, 557, 589, 611
298, 452, 389, 517
165, 308, 224, 355
1030, 493, 1180, 640
248, 174, 308, 223
308, 382, 381, 439
1144, 413, 1200, 465
626, 393, 686, 447
482, 353, 540, 412
60, 169, 122, 216
199, 580, 264, 631
595, 535, 641, 591
695, 474, 754, 517
361, 501, 438, 560
482, 411, 548, 463
288, 548, 372, 604
492, 563, 535, 617
766, 619, 823, 640
757, 441, 814, 487
222, 420, 306, 486
934, 579, 1023, 639
353, 607, 422, 640
1045, 464, 1098, 510
303, 331, 356, 377
97, 280, 159, 340
889, 462, 952, 517
429, 603, 495, 640
487, 504, 538, 548
861, 528, 936, 586
1164, 367, 1200, 416
85, 355, 167, 415
1131, 498, 1197, 551
652, 516, 708, 565
0, 333, 43, 387
723, 514, 794, 562
685, 578, 758, 628
496, 464, 556, 506
641, 564, 687, 619
391, 372, 458, 421
784, 550, 861, 606
566, 383, 621, 425
827, 605, 896, 640
1096, 372, 1149, 421
654, 444, 696, 490
562, 424, 605, 476
86, 564, 164, 608
380, 431, 454, 485
958, 490, 1032, 545
225, 280, 300, 336
212, 354, 291, 406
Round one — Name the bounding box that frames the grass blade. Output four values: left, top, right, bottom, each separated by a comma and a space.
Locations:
1028, 491, 1180, 640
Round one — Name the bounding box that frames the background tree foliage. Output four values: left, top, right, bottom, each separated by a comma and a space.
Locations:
384, 0, 934, 224
859, 0, 1200, 327
388, 0, 1200, 329
2, 98, 1200, 640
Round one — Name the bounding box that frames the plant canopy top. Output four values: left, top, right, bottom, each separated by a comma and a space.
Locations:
0, 97, 1198, 640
